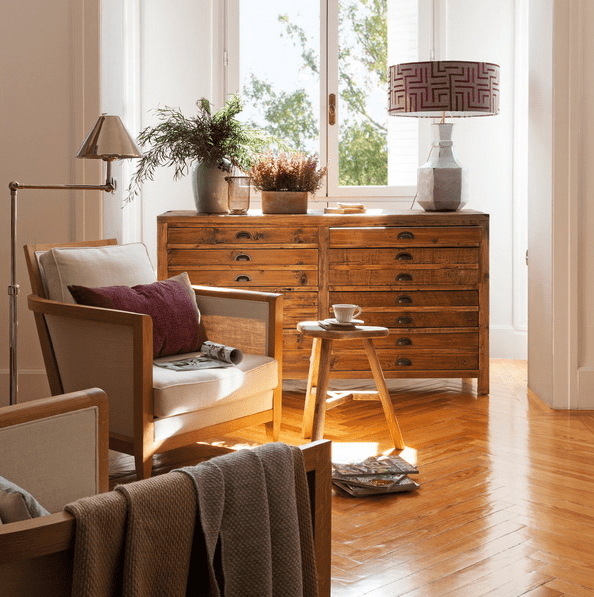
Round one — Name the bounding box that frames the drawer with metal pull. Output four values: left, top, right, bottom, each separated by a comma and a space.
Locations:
329, 226, 482, 247
176, 268, 318, 287
168, 248, 317, 267
167, 226, 318, 246
330, 351, 478, 372
330, 247, 479, 266
329, 266, 479, 286
330, 290, 478, 308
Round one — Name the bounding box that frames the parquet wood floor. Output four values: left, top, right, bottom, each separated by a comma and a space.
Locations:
109, 360, 594, 596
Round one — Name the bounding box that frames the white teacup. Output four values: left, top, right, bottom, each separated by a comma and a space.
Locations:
333, 304, 363, 323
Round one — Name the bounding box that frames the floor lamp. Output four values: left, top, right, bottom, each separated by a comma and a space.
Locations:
8, 114, 142, 405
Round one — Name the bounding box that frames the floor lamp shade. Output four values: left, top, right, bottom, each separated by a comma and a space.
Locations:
388, 60, 500, 211
77, 114, 142, 160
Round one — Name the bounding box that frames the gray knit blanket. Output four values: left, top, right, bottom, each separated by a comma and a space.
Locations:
176, 443, 318, 597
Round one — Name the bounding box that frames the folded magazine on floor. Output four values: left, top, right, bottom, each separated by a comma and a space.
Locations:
332, 454, 419, 496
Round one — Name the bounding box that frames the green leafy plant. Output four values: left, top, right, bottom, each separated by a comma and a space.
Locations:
248, 152, 327, 193
126, 95, 280, 202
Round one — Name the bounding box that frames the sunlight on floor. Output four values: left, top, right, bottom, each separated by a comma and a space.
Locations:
330, 441, 418, 466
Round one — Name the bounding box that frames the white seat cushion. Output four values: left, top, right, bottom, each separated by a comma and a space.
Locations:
152, 353, 278, 418
39, 243, 157, 303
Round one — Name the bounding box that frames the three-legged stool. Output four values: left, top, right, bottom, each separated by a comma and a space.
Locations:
297, 321, 405, 450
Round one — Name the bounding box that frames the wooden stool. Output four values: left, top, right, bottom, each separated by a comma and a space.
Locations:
298, 321, 405, 449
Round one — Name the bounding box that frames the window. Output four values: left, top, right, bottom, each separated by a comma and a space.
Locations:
235, 0, 424, 201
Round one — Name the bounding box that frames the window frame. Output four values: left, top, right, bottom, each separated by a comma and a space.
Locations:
227, 0, 433, 203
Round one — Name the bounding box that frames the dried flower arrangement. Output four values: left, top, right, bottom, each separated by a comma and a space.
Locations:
249, 152, 327, 194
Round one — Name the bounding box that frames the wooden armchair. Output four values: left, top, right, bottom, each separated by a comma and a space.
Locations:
0, 389, 331, 596
24, 239, 283, 479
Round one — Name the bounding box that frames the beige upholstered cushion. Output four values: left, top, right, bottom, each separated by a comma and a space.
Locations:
0, 491, 32, 523
39, 243, 157, 303
152, 353, 278, 418
0, 408, 101, 513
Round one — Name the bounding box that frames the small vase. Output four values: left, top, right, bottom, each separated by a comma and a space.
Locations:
191, 162, 229, 213
261, 191, 308, 214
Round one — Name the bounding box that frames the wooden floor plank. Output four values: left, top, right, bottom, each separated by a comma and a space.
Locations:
108, 360, 594, 597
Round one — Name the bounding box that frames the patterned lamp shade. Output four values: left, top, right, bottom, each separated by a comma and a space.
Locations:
388, 61, 500, 118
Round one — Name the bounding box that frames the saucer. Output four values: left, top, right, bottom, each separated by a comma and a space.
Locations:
319, 318, 364, 329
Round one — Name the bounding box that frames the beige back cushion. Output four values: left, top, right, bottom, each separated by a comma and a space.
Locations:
39, 243, 157, 303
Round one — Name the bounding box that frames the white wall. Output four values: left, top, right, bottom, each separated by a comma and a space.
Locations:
137, 0, 225, 264
0, 0, 102, 405
441, 0, 527, 360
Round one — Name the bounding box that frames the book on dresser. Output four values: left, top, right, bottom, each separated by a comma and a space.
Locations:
157, 209, 489, 395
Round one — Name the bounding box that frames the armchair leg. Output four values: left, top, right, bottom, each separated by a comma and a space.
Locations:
135, 453, 153, 480
272, 387, 282, 441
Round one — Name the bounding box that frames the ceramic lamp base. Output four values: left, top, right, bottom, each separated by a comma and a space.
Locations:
417, 122, 467, 212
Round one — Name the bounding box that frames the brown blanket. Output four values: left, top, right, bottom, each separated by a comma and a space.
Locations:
65, 471, 196, 597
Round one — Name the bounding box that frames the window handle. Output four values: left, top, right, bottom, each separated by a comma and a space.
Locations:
329, 94, 336, 126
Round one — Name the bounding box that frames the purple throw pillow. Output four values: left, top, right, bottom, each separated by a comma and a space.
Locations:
68, 272, 204, 358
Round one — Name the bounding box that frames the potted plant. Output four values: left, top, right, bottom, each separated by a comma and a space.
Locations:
248, 152, 327, 214
126, 95, 278, 213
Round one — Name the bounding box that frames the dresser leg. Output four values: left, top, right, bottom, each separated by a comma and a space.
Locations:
363, 339, 405, 450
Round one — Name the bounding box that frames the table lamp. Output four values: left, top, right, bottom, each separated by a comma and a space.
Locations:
8, 114, 142, 405
388, 60, 500, 211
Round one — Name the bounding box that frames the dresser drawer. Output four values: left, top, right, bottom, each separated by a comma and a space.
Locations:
361, 310, 478, 328
329, 267, 479, 286
330, 226, 482, 247
330, 247, 479, 266
178, 268, 318, 287
168, 248, 317, 267
280, 293, 318, 327
168, 226, 318, 245
330, 290, 478, 309
331, 351, 478, 372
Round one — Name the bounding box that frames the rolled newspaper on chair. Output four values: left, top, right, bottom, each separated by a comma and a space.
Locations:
200, 341, 244, 365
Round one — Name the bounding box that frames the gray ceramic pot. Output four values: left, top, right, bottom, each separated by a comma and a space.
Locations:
191, 162, 229, 213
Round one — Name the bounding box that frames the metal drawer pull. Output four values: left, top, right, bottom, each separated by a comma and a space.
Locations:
396, 316, 413, 325
234, 274, 252, 282
234, 253, 251, 261
235, 231, 261, 240
397, 231, 414, 240
397, 295, 412, 305
396, 337, 413, 346
396, 252, 413, 261
396, 273, 413, 282
397, 358, 412, 367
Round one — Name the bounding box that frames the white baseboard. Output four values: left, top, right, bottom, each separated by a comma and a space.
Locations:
0, 370, 51, 407
490, 325, 527, 359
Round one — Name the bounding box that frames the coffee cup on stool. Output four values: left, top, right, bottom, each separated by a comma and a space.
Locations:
333, 304, 363, 323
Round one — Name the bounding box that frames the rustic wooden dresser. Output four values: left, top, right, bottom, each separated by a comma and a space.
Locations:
157, 209, 489, 394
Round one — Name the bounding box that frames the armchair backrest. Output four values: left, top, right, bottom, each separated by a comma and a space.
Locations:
0, 389, 109, 513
